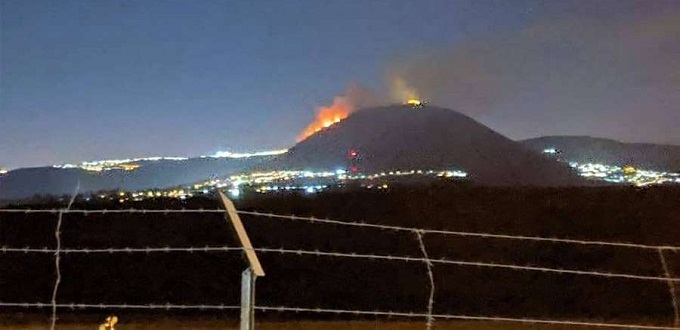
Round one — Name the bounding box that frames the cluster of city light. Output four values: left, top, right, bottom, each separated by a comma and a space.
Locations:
240, 168, 467, 196
102, 158, 680, 203
206, 149, 288, 159
254, 184, 330, 194
50, 149, 289, 173
541, 148, 680, 186
52, 157, 188, 172
133, 188, 195, 200
229, 170, 338, 184
93, 158, 679, 203
111, 170, 339, 202
569, 162, 680, 186
0, 168, 8, 175
93, 189, 197, 203
112, 167, 469, 201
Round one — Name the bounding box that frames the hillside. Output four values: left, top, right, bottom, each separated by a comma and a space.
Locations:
0, 156, 276, 200
521, 136, 680, 171
269, 105, 582, 186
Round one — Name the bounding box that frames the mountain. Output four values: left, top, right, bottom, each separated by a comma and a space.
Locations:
8, 106, 628, 201
521, 136, 680, 172
0, 156, 276, 200
266, 105, 582, 186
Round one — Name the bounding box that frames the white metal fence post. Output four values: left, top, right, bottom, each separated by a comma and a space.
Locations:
241, 268, 257, 330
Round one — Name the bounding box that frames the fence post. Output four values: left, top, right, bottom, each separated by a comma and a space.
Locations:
658, 248, 680, 327
241, 268, 257, 330
218, 191, 265, 330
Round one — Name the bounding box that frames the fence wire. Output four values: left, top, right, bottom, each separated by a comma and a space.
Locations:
2, 208, 679, 251
2, 206, 680, 329
2, 245, 678, 282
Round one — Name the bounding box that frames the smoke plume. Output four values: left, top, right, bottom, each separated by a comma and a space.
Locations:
385, 14, 680, 142
302, 13, 679, 144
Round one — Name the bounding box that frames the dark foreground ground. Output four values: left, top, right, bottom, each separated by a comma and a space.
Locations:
1, 184, 679, 328
0, 314, 668, 330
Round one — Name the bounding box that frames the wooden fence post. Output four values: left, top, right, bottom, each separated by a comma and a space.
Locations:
218, 191, 265, 330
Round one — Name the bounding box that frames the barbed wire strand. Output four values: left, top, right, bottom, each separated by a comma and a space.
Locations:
236, 210, 680, 252
3, 208, 678, 252
0, 302, 240, 310
2, 302, 676, 329
659, 248, 680, 327
0, 209, 227, 214
50, 183, 78, 330
0, 246, 242, 254
415, 231, 435, 330
256, 306, 680, 330
4, 245, 677, 282
249, 247, 680, 283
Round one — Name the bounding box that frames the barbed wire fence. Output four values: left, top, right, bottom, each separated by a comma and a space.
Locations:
1, 207, 680, 329
50, 185, 79, 330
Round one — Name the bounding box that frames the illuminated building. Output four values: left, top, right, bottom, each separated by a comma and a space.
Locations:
406, 99, 423, 107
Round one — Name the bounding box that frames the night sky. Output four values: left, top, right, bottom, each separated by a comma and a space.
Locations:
2, 0, 679, 169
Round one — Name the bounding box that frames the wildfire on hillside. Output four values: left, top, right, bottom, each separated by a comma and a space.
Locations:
298, 96, 354, 141
298, 82, 421, 141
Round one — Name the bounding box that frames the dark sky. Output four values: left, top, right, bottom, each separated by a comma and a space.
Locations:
2, 0, 679, 169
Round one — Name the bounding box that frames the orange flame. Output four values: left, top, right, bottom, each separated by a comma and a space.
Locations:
298, 96, 354, 141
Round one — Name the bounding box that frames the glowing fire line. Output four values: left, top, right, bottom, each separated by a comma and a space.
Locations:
299, 97, 353, 141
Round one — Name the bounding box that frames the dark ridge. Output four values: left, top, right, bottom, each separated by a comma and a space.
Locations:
0, 157, 276, 200
521, 135, 680, 172
267, 105, 582, 186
